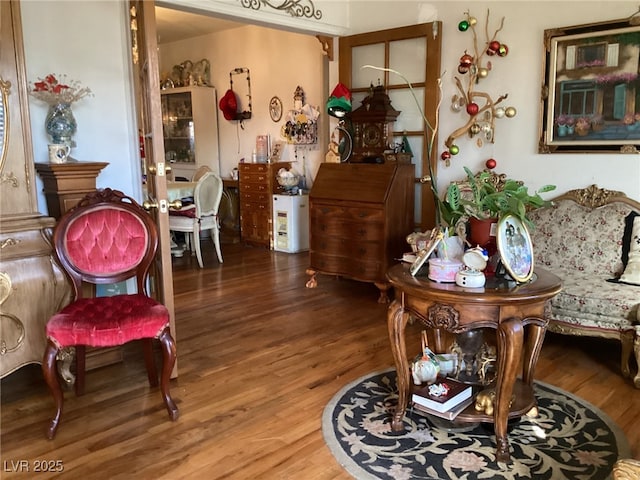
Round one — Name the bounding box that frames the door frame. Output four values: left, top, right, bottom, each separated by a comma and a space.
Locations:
128, 0, 178, 377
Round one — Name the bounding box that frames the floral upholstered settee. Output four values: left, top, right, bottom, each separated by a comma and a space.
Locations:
528, 185, 640, 388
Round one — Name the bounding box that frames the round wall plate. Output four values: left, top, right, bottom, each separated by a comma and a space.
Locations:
269, 96, 282, 122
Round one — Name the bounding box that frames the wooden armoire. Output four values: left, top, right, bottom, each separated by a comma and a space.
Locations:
0, 1, 71, 378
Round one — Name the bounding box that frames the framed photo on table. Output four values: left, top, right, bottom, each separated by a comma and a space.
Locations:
539, 17, 640, 154
496, 214, 534, 283
410, 229, 442, 277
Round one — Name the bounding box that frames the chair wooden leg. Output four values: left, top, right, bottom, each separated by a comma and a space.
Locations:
75, 345, 86, 396
194, 228, 203, 268
212, 227, 223, 263
142, 338, 159, 387
157, 328, 179, 421
42, 340, 64, 440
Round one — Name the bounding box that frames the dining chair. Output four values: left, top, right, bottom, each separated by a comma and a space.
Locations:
42, 188, 179, 440
191, 165, 212, 182
169, 171, 224, 268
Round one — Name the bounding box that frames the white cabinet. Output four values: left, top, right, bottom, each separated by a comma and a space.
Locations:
161, 86, 220, 179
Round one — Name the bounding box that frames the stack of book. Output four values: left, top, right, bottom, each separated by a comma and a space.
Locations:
411, 377, 474, 420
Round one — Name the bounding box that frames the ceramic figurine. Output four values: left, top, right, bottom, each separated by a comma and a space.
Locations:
412, 330, 441, 385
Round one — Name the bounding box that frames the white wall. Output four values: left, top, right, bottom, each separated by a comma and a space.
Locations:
21, 1, 141, 212
345, 1, 640, 200
18, 0, 640, 218
158, 25, 326, 186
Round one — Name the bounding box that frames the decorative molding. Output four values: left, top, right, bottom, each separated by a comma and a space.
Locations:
425, 303, 460, 330
239, 0, 322, 20
316, 35, 333, 61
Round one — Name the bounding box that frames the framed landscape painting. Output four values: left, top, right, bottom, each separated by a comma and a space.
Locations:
539, 17, 640, 153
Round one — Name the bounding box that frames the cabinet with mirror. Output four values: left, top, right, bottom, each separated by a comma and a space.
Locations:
160, 86, 219, 179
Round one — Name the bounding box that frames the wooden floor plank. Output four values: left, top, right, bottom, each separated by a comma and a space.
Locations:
1, 243, 638, 478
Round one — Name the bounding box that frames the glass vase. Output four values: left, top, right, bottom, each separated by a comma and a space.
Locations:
45, 102, 77, 147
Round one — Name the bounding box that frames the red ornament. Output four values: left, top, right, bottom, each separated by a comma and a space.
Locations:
460, 52, 474, 65
489, 40, 500, 51
485, 158, 497, 169
441, 151, 452, 161
458, 64, 470, 74
466, 102, 479, 116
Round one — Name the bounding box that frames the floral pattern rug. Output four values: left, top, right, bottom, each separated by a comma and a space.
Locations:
322, 370, 630, 480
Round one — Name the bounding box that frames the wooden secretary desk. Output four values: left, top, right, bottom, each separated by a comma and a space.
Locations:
306, 162, 414, 302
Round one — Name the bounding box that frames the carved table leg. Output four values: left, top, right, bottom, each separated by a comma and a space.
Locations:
494, 316, 524, 463
521, 317, 547, 385
387, 299, 411, 431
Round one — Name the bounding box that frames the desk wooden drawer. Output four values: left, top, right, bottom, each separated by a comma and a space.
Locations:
240, 190, 270, 203
310, 236, 383, 258
310, 219, 384, 241
311, 204, 384, 223
309, 252, 383, 280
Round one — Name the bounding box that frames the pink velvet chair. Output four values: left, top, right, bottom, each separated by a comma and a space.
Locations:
42, 188, 179, 440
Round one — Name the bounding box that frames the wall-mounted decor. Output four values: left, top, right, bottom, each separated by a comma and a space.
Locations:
442, 10, 517, 165
281, 86, 319, 145
240, 0, 322, 20
539, 15, 640, 153
269, 96, 283, 122
219, 68, 252, 125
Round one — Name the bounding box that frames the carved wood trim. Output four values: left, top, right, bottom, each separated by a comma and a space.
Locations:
316, 35, 333, 61
552, 184, 640, 210
425, 303, 460, 330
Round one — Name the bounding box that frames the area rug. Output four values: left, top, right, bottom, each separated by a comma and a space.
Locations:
322, 369, 630, 480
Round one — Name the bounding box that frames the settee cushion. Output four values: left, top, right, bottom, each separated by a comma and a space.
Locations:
546, 267, 638, 331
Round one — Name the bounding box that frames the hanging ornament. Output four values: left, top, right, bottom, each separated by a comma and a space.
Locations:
441, 151, 452, 161
486, 158, 497, 169
470, 123, 481, 135
449, 145, 460, 155
458, 20, 470, 31
460, 52, 474, 65
505, 106, 517, 118
466, 102, 479, 116
494, 107, 505, 118
498, 44, 509, 57
468, 16, 477, 26
477, 67, 489, 78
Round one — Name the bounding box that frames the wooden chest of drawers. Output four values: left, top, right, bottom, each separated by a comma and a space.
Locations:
307, 163, 414, 302
238, 162, 291, 247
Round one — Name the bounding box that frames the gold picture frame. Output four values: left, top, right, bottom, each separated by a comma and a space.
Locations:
539, 16, 640, 154
496, 214, 534, 283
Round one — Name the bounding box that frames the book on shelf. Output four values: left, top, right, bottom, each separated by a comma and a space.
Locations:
412, 396, 474, 421
411, 377, 473, 413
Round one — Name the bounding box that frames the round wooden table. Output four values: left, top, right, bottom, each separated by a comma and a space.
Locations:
386, 263, 562, 463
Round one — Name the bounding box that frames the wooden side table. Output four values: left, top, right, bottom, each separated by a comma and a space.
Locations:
386, 263, 562, 463
35, 161, 108, 219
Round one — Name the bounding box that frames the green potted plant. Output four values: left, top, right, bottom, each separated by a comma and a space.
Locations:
439, 167, 556, 232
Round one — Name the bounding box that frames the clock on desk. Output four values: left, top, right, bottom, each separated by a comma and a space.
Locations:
347, 84, 401, 163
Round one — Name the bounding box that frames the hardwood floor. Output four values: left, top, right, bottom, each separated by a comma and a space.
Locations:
1, 243, 639, 478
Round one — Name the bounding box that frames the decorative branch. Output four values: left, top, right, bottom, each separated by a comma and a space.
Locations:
441, 9, 516, 165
